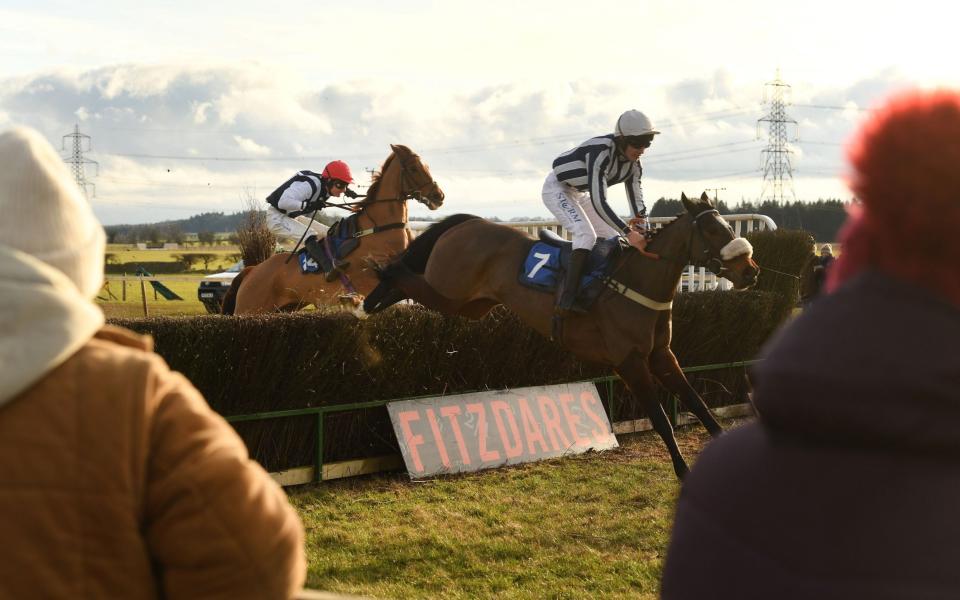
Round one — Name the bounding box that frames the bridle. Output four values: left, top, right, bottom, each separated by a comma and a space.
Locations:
655, 208, 731, 276
397, 155, 440, 205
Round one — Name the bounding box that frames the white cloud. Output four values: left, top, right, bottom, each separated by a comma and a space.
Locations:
192, 101, 212, 124
233, 135, 270, 156
0, 0, 952, 227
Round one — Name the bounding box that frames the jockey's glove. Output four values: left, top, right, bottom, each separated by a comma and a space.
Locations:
344, 188, 360, 199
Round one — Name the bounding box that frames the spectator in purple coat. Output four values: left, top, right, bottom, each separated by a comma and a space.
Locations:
661, 89, 960, 599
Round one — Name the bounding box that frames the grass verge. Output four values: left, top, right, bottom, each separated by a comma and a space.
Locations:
290, 418, 745, 599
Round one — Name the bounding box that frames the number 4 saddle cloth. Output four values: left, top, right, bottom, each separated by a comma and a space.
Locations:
517, 230, 623, 309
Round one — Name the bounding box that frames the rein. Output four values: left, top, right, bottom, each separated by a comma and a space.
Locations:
755, 264, 799, 279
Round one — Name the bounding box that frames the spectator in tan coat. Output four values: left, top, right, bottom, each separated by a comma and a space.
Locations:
0, 126, 306, 599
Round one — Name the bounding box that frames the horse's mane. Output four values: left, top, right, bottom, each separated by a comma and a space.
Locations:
362, 153, 397, 204
647, 212, 689, 241
363, 145, 417, 204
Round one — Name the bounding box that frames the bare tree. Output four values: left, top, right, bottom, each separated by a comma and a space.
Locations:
236, 190, 275, 266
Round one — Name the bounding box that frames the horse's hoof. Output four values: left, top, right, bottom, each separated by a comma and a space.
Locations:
338, 293, 363, 307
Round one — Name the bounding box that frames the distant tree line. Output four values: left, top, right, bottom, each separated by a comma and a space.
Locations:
104, 211, 247, 244
649, 198, 851, 242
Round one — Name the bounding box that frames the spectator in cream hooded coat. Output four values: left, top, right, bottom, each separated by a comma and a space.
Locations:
0, 126, 306, 599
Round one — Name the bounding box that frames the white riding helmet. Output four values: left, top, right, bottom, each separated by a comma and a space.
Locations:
615, 110, 660, 137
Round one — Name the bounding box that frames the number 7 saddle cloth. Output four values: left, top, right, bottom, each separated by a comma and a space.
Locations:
517, 230, 623, 307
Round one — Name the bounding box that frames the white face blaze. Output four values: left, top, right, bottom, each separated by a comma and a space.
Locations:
720, 237, 753, 261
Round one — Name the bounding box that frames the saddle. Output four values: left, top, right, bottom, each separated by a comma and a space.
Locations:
296, 214, 362, 276
326, 214, 362, 260
517, 230, 624, 309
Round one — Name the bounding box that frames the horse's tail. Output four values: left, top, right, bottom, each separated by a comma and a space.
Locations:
364, 214, 480, 314
220, 266, 254, 315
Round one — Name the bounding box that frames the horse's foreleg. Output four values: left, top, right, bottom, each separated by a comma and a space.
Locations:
650, 348, 723, 437
616, 349, 689, 479
363, 282, 407, 313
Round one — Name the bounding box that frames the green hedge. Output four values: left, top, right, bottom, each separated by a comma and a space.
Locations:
746, 229, 815, 302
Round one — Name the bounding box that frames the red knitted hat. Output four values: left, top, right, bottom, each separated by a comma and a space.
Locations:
827, 89, 960, 307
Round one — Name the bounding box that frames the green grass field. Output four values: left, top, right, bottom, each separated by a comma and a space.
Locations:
98, 246, 244, 317
290, 420, 737, 600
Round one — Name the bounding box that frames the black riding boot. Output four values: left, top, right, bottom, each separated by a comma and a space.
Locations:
556, 248, 590, 315
304, 236, 351, 282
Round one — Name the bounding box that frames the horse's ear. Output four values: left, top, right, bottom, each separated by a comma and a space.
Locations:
681, 192, 698, 213
700, 191, 710, 203
390, 144, 400, 153
390, 144, 409, 156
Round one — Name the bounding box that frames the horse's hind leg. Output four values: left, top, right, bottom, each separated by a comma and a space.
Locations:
650, 348, 723, 437
616, 349, 689, 479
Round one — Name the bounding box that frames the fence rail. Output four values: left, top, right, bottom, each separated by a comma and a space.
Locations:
409, 214, 776, 292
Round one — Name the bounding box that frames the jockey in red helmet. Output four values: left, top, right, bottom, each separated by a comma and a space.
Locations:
264, 160, 355, 282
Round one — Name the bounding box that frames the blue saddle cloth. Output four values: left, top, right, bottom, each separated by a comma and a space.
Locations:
298, 250, 322, 274
518, 233, 622, 307
519, 243, 602, 291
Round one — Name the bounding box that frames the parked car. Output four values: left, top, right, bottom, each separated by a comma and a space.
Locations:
197, 260, 243, 313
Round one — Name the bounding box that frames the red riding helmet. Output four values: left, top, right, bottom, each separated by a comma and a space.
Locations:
322, 160, 353, 184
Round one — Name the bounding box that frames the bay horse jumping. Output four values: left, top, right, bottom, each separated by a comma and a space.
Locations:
223, 145, 444, 314
364, 192, 759, 478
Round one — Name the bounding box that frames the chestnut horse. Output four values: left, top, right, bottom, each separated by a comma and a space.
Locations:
364, 192, 759, 478
223, 144, 444, 314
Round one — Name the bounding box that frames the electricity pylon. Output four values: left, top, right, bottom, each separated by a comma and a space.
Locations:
62, 124, 98, 198
757, 70, 798, 202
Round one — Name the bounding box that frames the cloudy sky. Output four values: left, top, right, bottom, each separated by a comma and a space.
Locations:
2, 0, 956, 225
